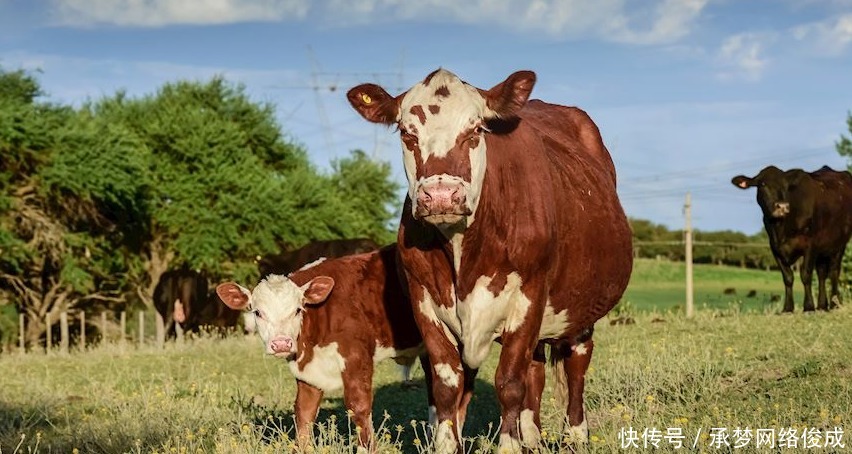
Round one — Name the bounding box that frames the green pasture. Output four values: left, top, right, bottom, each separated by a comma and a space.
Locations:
623, 258, 802, 314
1, 259, 850, 453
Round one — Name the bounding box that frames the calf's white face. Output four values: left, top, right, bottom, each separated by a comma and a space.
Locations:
216, 275, 334, 358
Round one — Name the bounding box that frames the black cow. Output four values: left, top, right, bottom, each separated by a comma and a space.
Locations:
256, 238, 380, 279
153, 268, 207, 338
153, 268, 242, 337
732, 165, 852, 312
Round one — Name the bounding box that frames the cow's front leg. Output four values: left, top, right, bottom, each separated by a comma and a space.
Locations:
495, 323, 544, 452
777, 258, 796, 313
426, 338, 465, 454
455, 363, 479, 430
341, 354, 376, 451
294, 380, 324, 448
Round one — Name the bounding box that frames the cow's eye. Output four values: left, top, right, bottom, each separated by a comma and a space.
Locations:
253, 309, 264, 320
295, 307, 303, 316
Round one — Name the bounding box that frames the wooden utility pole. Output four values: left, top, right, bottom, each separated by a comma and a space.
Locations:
685, 192, 694, 317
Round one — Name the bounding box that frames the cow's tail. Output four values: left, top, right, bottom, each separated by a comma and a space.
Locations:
548, 343, 569, 422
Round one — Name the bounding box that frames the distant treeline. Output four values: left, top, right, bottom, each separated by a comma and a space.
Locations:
630, 218, 778, 270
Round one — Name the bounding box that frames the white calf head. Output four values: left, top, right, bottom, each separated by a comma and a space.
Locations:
216, 275, 334, 358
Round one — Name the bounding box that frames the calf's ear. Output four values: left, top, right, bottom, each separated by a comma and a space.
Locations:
347, 84, 399, 125
216, 283, 251, 310
302, 276, 335, 305
731, 175, 756, 189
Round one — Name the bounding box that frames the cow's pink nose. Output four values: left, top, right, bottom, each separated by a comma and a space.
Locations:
416, 183, 467, 217
269, 336, 294, 354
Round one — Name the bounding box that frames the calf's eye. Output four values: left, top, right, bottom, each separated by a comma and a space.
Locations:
253, 309, 264, 320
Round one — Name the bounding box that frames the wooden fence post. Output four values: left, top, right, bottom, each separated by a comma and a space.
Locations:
120, 311, 126, 344
60, 312, 69, 354
46, 313, 52, 352
101, 312, 107, 344
19, 314, 25, 353
80, 311, 86, 350
155, 312, 165, 349
138, 311, 145, 348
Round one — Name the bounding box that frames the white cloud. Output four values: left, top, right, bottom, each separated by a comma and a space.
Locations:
716, 33, 772, 81
51, 0, 310, 27
321, 0, 710, 45
792, 13, 852, 55
48, 0, 710, 45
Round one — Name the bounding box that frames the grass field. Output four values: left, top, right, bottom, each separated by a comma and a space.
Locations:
623, 258, 804, 314
1, 260, 850, 453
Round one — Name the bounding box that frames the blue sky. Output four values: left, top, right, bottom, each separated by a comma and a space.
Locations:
1, 0, 851, 235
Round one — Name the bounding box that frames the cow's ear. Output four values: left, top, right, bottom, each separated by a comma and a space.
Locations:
731, 175, 756, 189
302, 276, 335, 305
485, 70, 536, 119
216, 283, 251, 310
347, 84, 399, 125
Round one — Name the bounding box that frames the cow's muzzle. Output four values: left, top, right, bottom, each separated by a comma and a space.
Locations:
771, 202, 790, 218
415, 181, 471, 225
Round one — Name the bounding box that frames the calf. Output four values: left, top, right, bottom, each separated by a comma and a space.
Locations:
217, 245, 431, 450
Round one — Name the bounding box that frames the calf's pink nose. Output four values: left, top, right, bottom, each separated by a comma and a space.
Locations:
269, 336, 293, 354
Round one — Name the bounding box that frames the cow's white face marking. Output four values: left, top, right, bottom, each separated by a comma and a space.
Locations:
289, 342, 346, 392
399, 69, 491, 221
519, 409, 541, 446
434, 362, 460, 389
457, 272, 523, 368
572, 343, 588, 356
244, 275, 312, 355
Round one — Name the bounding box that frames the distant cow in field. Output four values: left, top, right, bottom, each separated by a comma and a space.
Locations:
153, 268, 208, 338
348, 68, 633, 452
217, 244, 431, 450
256, 238, 380, 279
732, 165, 852, 312
153, 268, 241, 337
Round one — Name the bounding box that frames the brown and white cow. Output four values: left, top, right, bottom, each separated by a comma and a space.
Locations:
348, 69, 633, 452
216, 245, 432, 450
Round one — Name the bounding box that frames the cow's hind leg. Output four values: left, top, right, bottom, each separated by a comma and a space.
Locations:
816, 260, 830, 311
828, 250, 845, 309
520, 343, 547, 446
551, 329, 594, 445
801, 252, 816, 312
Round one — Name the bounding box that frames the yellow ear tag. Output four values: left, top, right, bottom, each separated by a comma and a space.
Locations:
361, 93, 372, 105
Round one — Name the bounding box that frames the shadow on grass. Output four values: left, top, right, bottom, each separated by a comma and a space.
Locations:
237, 376, 501, 453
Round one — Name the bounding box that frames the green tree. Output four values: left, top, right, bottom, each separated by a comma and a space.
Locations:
1, 71, 401, 347
838, 111, 852, 295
